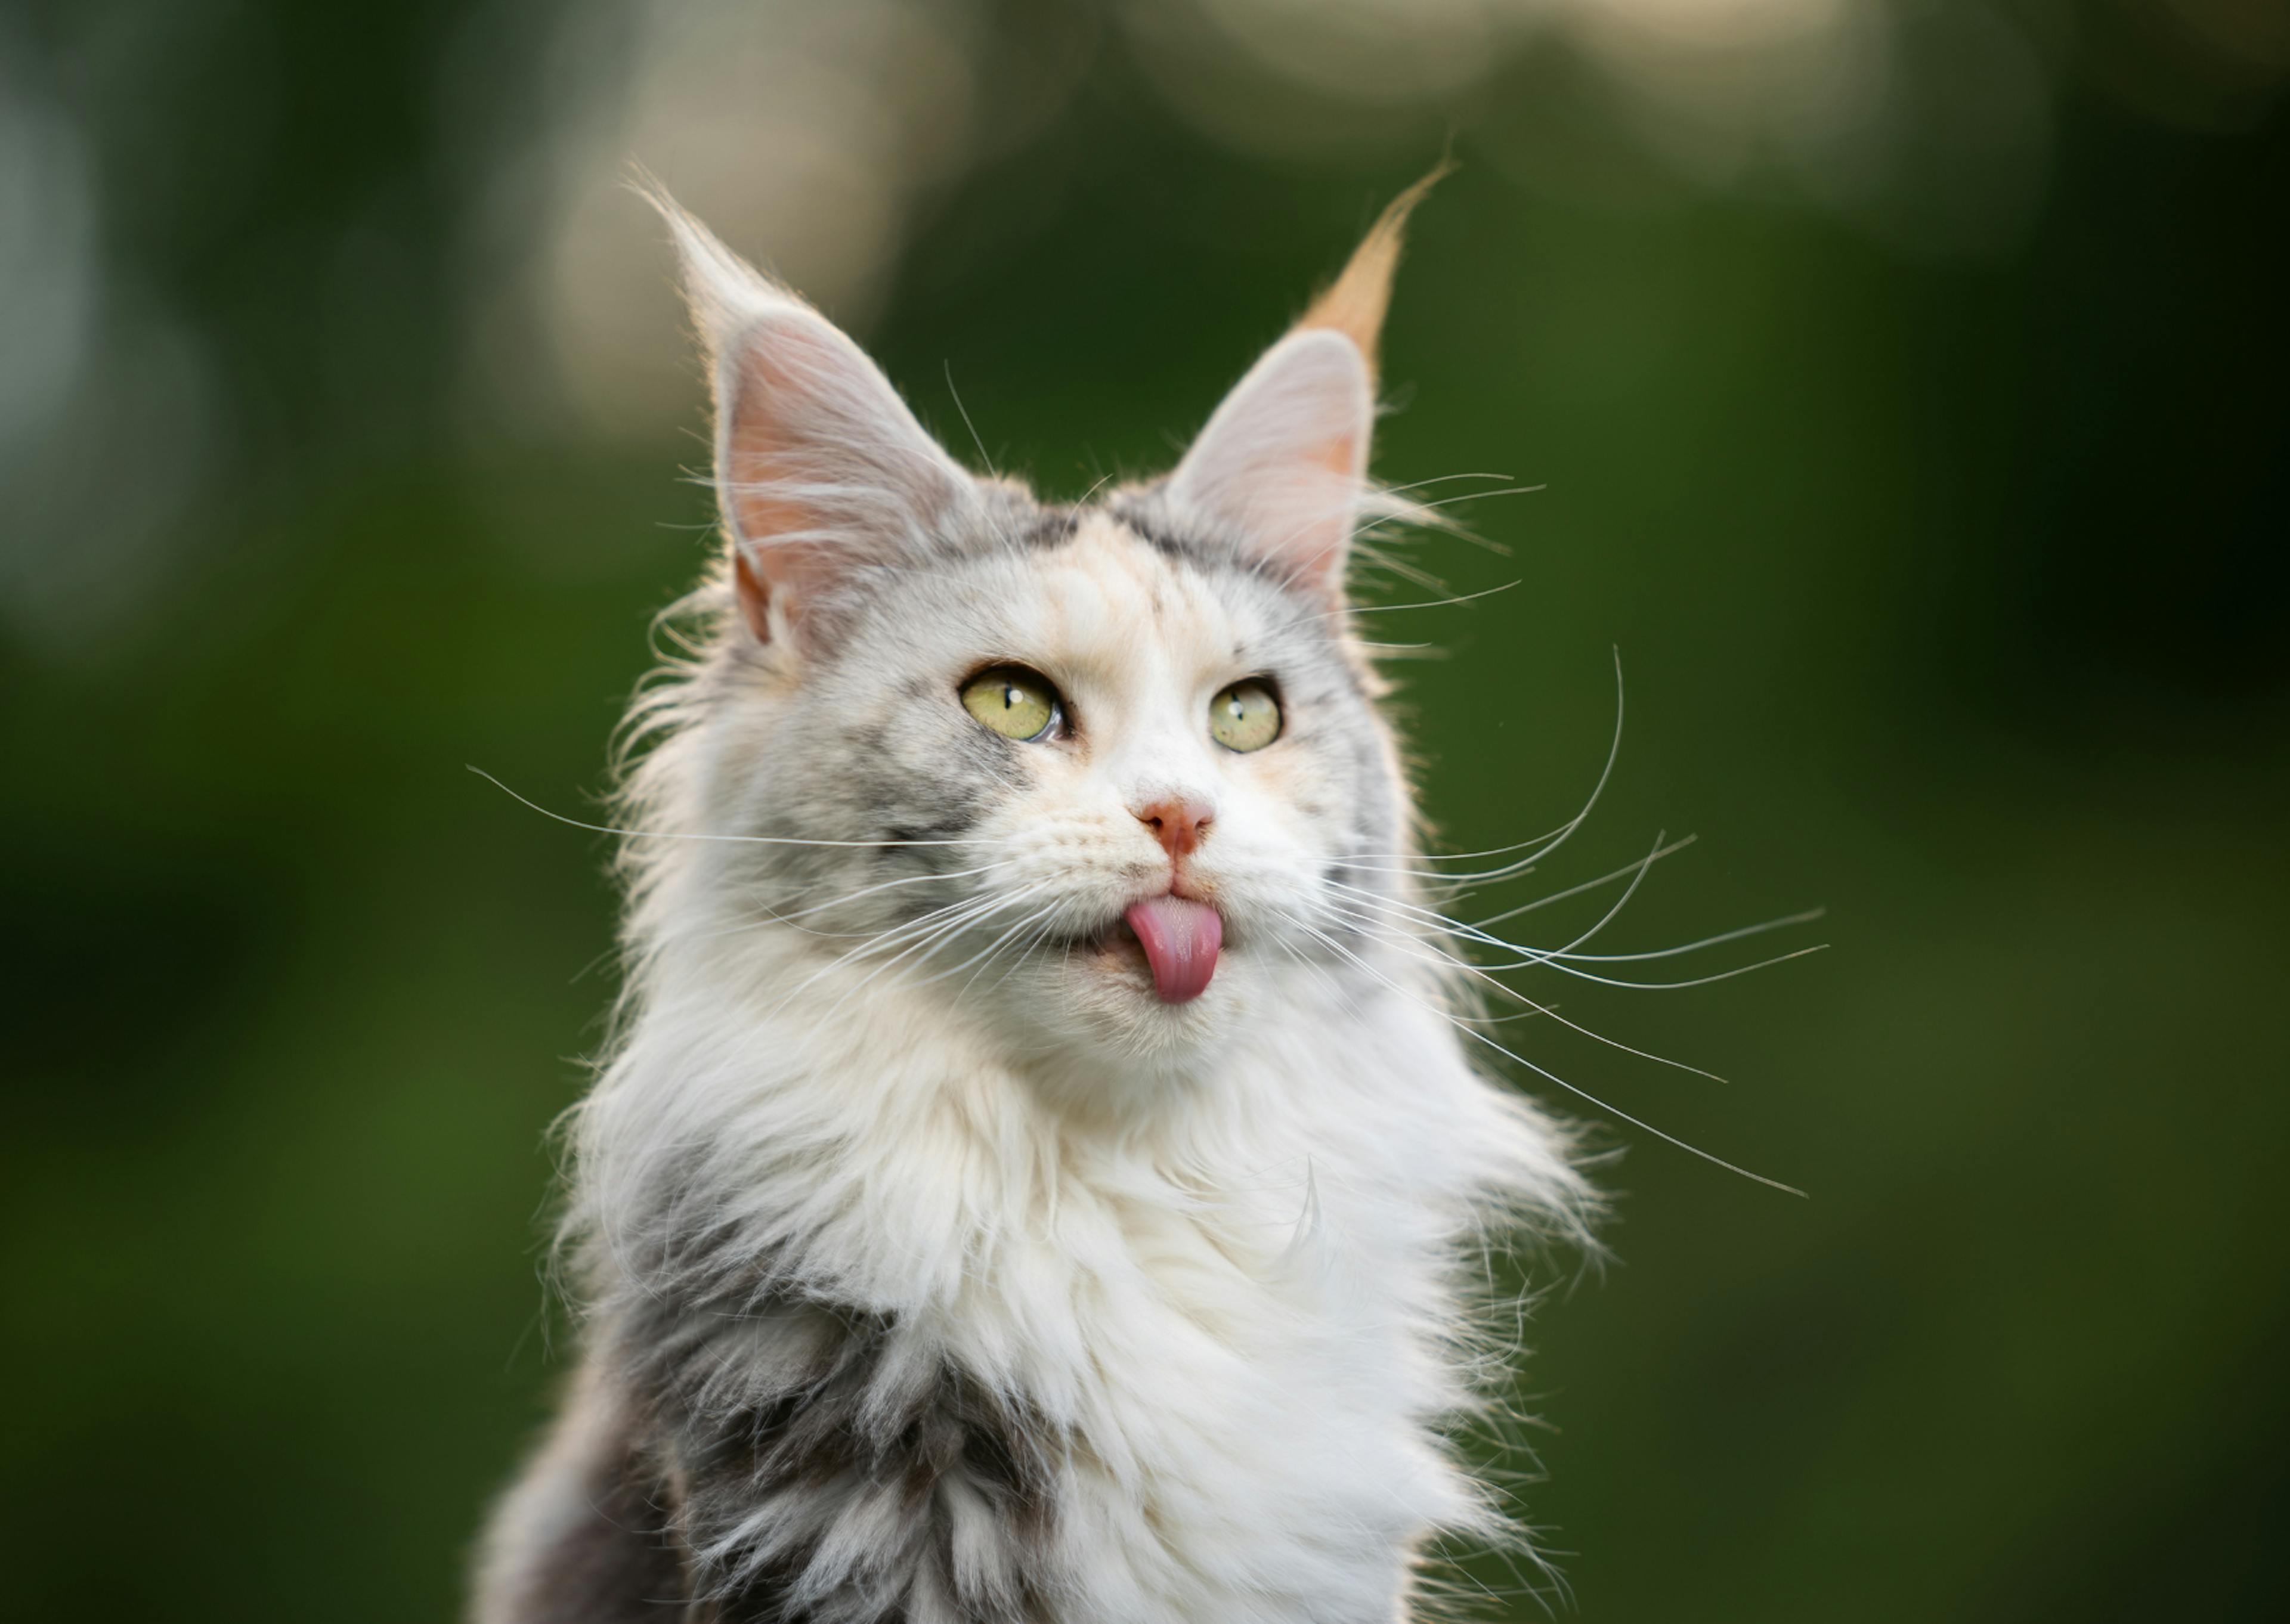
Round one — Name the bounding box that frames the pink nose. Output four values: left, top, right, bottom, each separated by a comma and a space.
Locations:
1135, 798, 1214, 860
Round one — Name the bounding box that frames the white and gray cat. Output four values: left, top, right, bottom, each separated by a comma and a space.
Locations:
473, 178, 1596, 1624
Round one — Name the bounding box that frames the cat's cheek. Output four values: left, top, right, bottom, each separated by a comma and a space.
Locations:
1223, 746, 1356, 859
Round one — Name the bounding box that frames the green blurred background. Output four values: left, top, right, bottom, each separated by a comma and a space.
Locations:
4, 1, 2285, 1617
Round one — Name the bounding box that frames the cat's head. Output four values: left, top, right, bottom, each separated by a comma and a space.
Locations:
632, 181, 1446, 1088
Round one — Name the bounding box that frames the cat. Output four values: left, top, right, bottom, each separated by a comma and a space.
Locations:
471, 175, 1596, 1624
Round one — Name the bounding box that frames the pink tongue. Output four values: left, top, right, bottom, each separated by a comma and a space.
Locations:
1124, 896, 1223, 1004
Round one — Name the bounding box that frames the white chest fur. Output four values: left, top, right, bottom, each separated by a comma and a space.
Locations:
574, 934, 1576, 1622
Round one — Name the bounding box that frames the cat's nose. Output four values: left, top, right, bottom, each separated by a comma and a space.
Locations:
1135, 797, 1214, 861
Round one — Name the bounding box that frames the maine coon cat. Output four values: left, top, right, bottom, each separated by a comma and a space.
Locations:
472, 177, 1598, 1624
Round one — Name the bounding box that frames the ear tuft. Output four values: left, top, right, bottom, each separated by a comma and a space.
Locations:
633, 173, 812, 377
636, 177, 973, 650
1163, 168, 1448, 600
1292, 159, 1452, 384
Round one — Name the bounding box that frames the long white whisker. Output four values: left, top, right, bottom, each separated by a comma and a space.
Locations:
920, 901, 1066, 996
1553, 909, 1828, 964
1314, 900, 1731, 1084
980, 911, 1073, 996
1530, 944, 1832, 991
811, 885, 1053, 1019
1502, 646, 1625, 875
1332, 874, 1829, 990
1336, 649, 1627, 884
747, 860, 1023, 932
942, 358, 998, 479
469, 767, 1016, 851
1277, 907, 1805, 1197
1320, 581, 1521, 622
1328, 825, 1669, 970
1469, 837, 1698, 925
760, 888, 1023, 1018
640, 867, 1015, 954
1377, 470, 1519, 497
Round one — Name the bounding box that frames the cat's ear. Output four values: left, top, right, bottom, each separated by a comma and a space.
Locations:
1165, 168, 1445, 601
654, 191, 974, 647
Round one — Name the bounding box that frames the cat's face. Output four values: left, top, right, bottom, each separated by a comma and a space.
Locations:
651, 187, 1429, 1081
723, 505, 1405, 1073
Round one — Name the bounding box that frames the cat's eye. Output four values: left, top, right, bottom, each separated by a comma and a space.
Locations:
961, 666, 1062, 742
1209, 679, 1282, 753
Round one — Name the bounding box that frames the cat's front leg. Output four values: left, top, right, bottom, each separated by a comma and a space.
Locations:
471, 1357, 695, 1623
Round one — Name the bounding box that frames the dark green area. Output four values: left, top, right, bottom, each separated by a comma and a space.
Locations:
4, 3, 2284, 1619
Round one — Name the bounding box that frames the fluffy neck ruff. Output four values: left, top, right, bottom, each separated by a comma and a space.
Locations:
558, 778, 1589, 1620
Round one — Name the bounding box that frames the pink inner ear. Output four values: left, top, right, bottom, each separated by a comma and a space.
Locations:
721, 325, 842, 579
732, 547, 775, 644
1165, 328, 1375, 598
708, 306, 971, 643
722, 352, 835, 639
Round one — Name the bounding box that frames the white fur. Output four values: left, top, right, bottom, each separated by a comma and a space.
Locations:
481, 200, 1595, 1624
570, 527, 1588, 1620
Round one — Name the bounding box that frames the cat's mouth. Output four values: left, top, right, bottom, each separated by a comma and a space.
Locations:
1067, 895, 1223, 1004
1122, 895, 1223, 1003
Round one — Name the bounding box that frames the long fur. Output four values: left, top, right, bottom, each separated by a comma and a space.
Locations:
472, 188, 1595, 1624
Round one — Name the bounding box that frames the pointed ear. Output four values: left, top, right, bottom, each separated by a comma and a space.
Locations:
652, 190, 974, 647
1164, 167, 1446, 600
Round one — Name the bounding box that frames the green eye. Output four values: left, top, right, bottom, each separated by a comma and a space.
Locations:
1209, 679, 1282, 752
961, 666, 1060, 742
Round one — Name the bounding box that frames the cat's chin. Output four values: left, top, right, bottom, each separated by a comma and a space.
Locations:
980, 915, 1252, 1084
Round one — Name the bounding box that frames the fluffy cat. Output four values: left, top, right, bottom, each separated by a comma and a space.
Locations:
472, 178, 1595, 1624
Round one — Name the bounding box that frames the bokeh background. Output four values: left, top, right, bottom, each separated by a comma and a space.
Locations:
5, 1, 2285, 1617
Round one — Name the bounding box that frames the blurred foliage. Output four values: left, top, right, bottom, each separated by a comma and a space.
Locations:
2, 2, 2285, 1619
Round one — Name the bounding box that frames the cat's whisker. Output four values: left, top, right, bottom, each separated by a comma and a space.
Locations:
1469, 836, 1698, 925
1378, 470, 1518, 497
1332, 853, 1527, 877
863, 884, 1057, 976
942, 359, 999, 479
1314, 579, 1520, 624
1326, 823, 1671, 970
1413, 481, 1546, 510
916, 900, 1069, 997
470, 766, 1023, 853
1486, 645, 1625, 877
1271, 906, 1806, 1196
1340, 482, 1544, 584
660, 868, 1025, 956
1332, 875, 1828, 991
742, 860, 1026, 933
1310, 899, 1731, 1084
801, 887, 1054, 1025
841, 886, 1032, 969
1522, 943, 1832, 992
1446, 1005, 1558, 1028
1333, 649, 1627, 885
976, 912, 1073, 997
758, 888, 1028, 1019
1266, 929, 1354, 1010
1549, 909, 1829, 964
